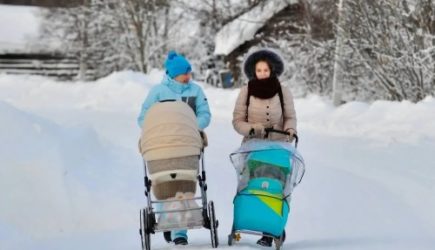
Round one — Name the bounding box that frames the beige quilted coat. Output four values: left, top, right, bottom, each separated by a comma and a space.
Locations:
232, 85, 297, 142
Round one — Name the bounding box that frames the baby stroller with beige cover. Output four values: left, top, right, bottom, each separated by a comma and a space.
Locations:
138, 101, 218, 250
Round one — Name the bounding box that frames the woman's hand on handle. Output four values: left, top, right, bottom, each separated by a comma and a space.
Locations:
285, 128, 296, 142
263, 127, 299, 147
249, 123, 265, 137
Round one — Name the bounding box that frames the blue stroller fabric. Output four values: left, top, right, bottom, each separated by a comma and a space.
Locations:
234, 177, 289, 237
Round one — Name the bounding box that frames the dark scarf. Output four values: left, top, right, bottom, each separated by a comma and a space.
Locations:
247, 76, 281, 99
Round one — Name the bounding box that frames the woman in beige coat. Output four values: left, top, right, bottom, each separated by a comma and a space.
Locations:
233, 49, 297, 144
232, 49, 297, 247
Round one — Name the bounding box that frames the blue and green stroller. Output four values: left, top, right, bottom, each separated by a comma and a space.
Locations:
228, 133, 305, 250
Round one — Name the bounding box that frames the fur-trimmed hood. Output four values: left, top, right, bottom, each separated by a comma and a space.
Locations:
243, 49, 285, 80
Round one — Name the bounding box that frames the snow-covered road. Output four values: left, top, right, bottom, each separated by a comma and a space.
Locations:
1, 72, 435, 250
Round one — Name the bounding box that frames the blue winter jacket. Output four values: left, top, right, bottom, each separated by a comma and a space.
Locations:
137, 75, 211, 130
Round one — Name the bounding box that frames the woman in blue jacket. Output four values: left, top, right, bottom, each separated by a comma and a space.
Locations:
137, 50, 211, 246
137, 50, 211, 130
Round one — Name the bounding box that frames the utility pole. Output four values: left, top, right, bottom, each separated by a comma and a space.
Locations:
332, 0, 346, 106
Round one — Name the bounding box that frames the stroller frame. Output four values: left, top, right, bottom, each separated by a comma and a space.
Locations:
139, 149, 219, 249
228, 129, 303, 250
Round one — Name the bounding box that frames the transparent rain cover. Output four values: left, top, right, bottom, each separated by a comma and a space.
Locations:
230, 139, 305, 199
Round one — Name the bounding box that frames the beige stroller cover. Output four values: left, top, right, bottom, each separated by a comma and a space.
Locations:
139, 101, 203, 199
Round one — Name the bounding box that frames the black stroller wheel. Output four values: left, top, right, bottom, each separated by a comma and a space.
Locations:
228, 225, 235, 246
274, 231, 285, 250
228, 234, 233, 246
274, 239, 282, 250
139, 207, 152, 250
208, 201, 219, 248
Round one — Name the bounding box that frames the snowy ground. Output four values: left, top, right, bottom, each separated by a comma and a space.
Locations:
1, 71, 435, 250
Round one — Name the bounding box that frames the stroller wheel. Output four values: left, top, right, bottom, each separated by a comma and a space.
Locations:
208, 201, 219, 248
273, 231, 285, 250
139, 207, 152, 250
228, 232, 241, 245
228, 234, 233, 246
274, 239, 282, 250
227, 225, 236, 246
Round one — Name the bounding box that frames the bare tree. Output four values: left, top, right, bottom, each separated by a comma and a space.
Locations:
40, 0, 171, 77
267, 0, 336, 97
40, 0, 95, 80
342, 0, 435, 102
108, 0, 169, 73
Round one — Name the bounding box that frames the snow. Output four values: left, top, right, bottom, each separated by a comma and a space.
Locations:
0, 5, 43, 53
214, 0, 297, 56
406, 0, 417, 13
1, 71, 435, 250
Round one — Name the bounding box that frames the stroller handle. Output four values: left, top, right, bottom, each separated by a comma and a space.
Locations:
264, 128, 299, 147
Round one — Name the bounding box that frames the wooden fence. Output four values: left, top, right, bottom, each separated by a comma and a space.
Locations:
0, 53, 94, 80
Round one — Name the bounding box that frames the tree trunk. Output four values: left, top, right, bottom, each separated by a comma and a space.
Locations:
332, 0, 346, 105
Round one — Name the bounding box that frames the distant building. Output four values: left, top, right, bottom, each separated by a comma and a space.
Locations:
213, 0, 305, 85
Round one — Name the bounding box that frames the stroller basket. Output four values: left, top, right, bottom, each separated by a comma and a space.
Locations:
153, 197, 204, 231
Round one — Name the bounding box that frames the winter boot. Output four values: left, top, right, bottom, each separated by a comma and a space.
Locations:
256, 236, 273, 247
173, 237, 188, 245
163, 231, 171, 243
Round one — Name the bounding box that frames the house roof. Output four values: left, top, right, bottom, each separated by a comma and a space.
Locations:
214, 0, 297, 56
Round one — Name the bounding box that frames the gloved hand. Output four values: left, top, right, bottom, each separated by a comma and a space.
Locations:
199, 130, 208, 147
285, 128, 296, 142
249, 123, 265, 137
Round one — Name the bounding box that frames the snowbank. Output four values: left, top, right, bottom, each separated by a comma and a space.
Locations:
296, 95, 435, 144
1, 71, 435, 249
0, 101, 138, 241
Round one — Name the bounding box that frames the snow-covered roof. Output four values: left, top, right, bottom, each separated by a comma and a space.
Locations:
214, 0, 297, 56
0, 5, 43, 53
